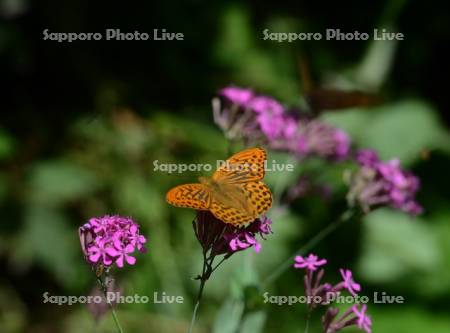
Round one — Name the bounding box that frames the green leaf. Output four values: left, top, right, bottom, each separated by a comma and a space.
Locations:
113, 175, 165, 221
0, 128, 15, 160
0, 284, 26, 333
416, 211, 450, 297
360, 101, 448, 164
322, 109, 372, 143
254, 210, 302, 279
353, 37, 398, 89
212, 299, 245, 333
324, 100, 449, 165
239, 310, 266, 333
152, 112, 227, 153
358, 209, 440, 283
0, 173, 7, 203
13, 206, 80, 288
214, 5, 299, 101
28, 160, 99, 206
371, 307, 450, 333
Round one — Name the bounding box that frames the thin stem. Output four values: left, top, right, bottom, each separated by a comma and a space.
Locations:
96, 277, 124, 333
188, 223, 231, 332
210, 255, 229, 274
109, 305, 124, 333
188, 251, 210, 333
304, 308, 312, 333
188, 276, 207, 333
262, 209, 356, 287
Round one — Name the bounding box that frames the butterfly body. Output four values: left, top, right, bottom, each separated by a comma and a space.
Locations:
166, 148, 272, 227
201, 177, 254, 217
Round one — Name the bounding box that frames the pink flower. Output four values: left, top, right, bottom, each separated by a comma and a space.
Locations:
194, 211, 273, 256
79, 215, 147, 270
294, 255, 373, 333
339, 269, 361, 296
89, 217, 110, 234
294, 253, 327, 271
248, 96, 284, 115
256, 112, 285, 140
257, 215, 273, 235
128, 224, 147, 252
229, 232, 261, 253
348, 149, 422, 215
323, 304, 372, 333
88, 240, 113, 266
107, 240, 136, 268
214, 86, 351, 161
219, 86, 254, 106
352, 304, 372, 333
333, 130, 351, 160
248, 96, 285, 140
300, 121, 350, 160
282, 115, 299, 139
356, 149, 379, 167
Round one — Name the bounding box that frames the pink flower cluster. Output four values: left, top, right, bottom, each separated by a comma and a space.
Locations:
194, 211, 272, 257
294, 253, 372, 333
348, 149, 422, 215
79, 215, 147, 269
214, 86, 350, 160
294, 253, 327, 271
225, 216, 272, 253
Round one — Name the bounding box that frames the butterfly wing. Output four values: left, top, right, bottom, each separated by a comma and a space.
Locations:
242, 181, 272, 216
166, 148, 272, 225
166, 184, 211, 210
210, 201, 255, 227
213, 147, 266, 184
210, 181, 272, 227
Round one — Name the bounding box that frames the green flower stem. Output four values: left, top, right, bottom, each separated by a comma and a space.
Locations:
304, 308, 312, 333
187, 249, 230, 333
262, 209, 356, 288
188, 250, 208, 333
188, 276, 207, 333
96, 276, 124, 333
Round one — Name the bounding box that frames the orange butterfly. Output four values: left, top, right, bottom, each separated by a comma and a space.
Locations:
166, 147, 272, 227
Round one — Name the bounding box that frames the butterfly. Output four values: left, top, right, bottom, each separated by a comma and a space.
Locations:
166, 147, 272, 227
